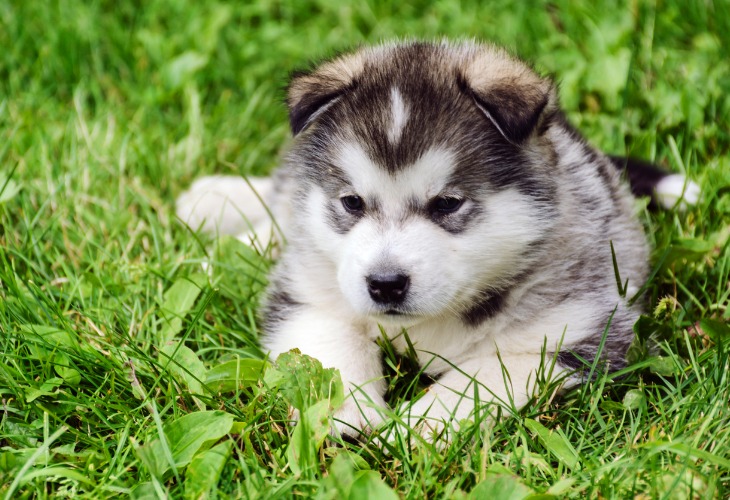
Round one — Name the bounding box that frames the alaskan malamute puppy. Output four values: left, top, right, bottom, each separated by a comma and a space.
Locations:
176, 41, 698, 438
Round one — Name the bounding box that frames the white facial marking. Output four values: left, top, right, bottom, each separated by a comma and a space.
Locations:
335, 142, 456, 205
329, 140, 547, 322
387, 87, 409, 144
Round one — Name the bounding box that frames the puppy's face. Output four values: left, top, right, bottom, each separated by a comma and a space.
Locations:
286, 42, 559, 326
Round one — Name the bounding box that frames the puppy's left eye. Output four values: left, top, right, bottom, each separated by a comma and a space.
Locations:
341, 195, 365, 213
431, 196, 464, 214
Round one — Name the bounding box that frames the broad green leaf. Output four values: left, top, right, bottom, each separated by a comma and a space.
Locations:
18, 325, 77, 349
161, 342, 207, 396
212, 236, 270, 301
316, 452, 373, 499
546, 477, 578, 496
25, 377, 64, 402
163, 51, 209, 90
321, 453, 357, 498
184, 441, 232, 499
660, 238, 716, 269
14, 466, 94, 485
671, 238, 716, 254
0, 451, 19, 472
469, 475, 535, 500
585, 48, 631, 102
348, 470, 398, 500
262, 366, 287, 388
129, 482, 159, 500
632, 315, 673, 343
159, 274, 207, 343
205, 358, 268, 393
641, 441, 730, 470
287, 399, 331, 475
137, 411, 234, 476
53, 353, 81, 386
524, 419, 580, 471
0, 175, 20, 203
647, 356, 681, 376
622, 389, 645, 410
700, 318, 730, 342
276, 350, 344, 411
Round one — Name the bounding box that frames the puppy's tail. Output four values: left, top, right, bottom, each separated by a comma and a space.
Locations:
609, 156, 701, 209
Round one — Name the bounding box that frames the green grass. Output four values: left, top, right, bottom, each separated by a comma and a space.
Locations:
1, 0, 729, 497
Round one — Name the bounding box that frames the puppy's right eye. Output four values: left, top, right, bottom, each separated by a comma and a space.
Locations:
430, 196, 464, 214
341, 195, 364, 213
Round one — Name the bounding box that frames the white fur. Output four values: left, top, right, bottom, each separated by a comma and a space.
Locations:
176, 42, 689, 444
264, 306, 387, 434
175, 175, 281, 250
655, 174, 701, 209
387, 87, 409, 144
335, 142, 456, 202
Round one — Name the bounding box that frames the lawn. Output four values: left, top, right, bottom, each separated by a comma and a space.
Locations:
1, 0, 729, 497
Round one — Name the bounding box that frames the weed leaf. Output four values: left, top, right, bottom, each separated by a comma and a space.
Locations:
159, 274, 207, 343
205, 358, 268, 393
0, 175, 20, 203
622, 389, 645, 409
469, 474, 535, 500
276, 350, 344, 411
184, 441, 233, 499
348, 470, 398, 500
137, 410, 234, 477
287, 399, 331, 475
161, 342, 207, 407
699, 318, 730, 342
524, 419, 580, 471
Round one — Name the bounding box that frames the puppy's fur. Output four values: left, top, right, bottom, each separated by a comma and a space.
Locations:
176, 41, 698, 437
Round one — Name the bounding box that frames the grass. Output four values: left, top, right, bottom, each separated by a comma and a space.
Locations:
1, 0, 729, 497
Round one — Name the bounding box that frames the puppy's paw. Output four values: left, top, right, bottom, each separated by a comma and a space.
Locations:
331, 396, 387, 438
382, 390, 494, 448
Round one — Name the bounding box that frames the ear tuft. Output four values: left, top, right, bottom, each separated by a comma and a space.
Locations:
286, 53, 365, 135
460, 46, 556, 144
287, 84, 348, 135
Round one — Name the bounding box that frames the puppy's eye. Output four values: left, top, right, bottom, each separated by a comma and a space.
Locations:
341, 195, 365, 213
431, 196, 463, 214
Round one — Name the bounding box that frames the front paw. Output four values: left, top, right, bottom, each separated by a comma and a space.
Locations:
331, 396, 387, 438
383, 391, 488, 447
398, 394, 454, 443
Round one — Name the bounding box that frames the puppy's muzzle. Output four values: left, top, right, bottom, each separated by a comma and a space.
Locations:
366, 273, 410, 305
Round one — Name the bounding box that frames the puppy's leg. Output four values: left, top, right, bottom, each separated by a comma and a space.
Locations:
401, 352, 562, 440
176, 175, 276, 239
264, 307, 387, 436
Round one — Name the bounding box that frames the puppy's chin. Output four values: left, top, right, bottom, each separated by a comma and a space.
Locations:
367, 309, 425, 329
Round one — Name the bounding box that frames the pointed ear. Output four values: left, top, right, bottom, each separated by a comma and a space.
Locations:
460, 47, 557, 144
286, 53, 365, 135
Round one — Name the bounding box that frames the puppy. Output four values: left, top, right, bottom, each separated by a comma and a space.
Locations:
176, 41, 699, 438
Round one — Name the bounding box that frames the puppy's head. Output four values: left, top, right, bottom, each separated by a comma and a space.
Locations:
285, 41, 560, 327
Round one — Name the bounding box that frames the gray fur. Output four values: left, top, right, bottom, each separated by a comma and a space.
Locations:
180, 41, 676, 436
267, 41, 647, 379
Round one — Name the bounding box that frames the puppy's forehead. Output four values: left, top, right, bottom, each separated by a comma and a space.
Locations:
335, 141, 457, 199
332, 68, 483, 174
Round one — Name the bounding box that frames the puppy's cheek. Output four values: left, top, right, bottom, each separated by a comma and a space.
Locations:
338, 276, 369, 314
394, 239, 464, 315
303, 187, 347, 253
408, 267, 462, 315
335, 241, 372, 313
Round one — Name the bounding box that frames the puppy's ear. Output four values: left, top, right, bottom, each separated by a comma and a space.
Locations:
287, 53, 364, 135
460, 47, 556, 144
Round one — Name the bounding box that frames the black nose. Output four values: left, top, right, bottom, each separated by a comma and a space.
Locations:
366, 273, 410, 305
